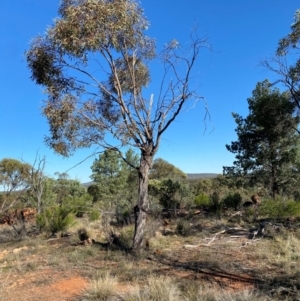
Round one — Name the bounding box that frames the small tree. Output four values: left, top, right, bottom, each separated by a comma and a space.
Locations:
53, 172, 86, 206
26, 154, 47, 214
90, 148, 138, 204
26, 0, 209, 250
90, 149, 126, 207
0, 158, 31, 214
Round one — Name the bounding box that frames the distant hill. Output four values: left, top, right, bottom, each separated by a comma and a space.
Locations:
82, 173, 219, 187
82, 181, 94, 188
186, 173, 219, 179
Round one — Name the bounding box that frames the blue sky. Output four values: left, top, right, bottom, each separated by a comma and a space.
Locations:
0, 0, 299, 183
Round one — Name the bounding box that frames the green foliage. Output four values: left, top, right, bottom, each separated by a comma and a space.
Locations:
150, 158, 187, 181
115, 201, 132, 225
39, 177, 57, 207
89, 209, 100, 222
158, 179, 181, 210
118, 226, 135, 250
209, 192, 223, 219
0, 158, 31, 187
224, 80, 300, 199
53, 173, 86, 205
275, 10, 300, 111
0, 158, 32, 213
223, 192, 242, 210
87, 184, 101, 203
90, 149, 138, 210
36, 205, 75, 235
189, 178, 213, 196
194, 193, 210, 207
259, 199, 300, 218
26, 0, 155, 157
149, 177, 192, 212
65, 194, 93, 217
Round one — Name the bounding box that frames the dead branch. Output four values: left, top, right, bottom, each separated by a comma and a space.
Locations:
183, 226, 254, 249
183, 230, 226, 248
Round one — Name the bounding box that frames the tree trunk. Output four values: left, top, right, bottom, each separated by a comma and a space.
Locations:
132, 153, 152, 251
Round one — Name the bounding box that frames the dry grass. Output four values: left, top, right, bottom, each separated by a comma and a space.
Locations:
1, 216, 300, 301
81, 272, 118, 301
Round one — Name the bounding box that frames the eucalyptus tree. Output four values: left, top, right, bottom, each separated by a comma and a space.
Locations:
224, 80, 300, 199
26, 0, 209, 250
0, 158, 31, 213
150, 158, 187, 181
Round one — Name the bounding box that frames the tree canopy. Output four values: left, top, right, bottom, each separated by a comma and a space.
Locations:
224, 80, 300, 198
264, 9, 300, 111
150, 158, 187, 181
0, 158, 32, 213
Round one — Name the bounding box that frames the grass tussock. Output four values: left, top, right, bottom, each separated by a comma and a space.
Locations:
125, 276, 181, 301
124, 277, 271, 301
81, 272, 118, 301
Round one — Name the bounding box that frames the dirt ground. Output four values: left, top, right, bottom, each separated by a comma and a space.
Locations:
0, 217, 299, 301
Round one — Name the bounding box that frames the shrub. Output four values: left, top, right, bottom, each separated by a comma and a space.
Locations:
63, 194, 93, 217
223, 192, 242, 210
36, 205, 75, 236
176, 220, 192, 236
115, 201, 133, 225
118, 225, 135, 250
89, 209, 100, 222
259, 199, 300, 218
194, 193, 210, 207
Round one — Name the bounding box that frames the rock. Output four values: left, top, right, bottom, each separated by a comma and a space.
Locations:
13, 246, 29, 254
154, 231, 162, 238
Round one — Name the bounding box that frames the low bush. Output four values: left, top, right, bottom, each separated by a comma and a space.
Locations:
89, 209, 100, 222
223, 192, 242, 210
176, 220, 192, 236
259, 199, 300, 218
118, 225, 135, 250
194, 193, 210, 207
36, 205, 75, 236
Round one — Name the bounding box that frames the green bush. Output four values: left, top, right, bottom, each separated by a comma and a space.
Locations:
118, 226, 135, 250
63, 194, 93, 217
259, 199, 300, 218
89, 209, 100, 222
36, 205, 75, 235
194, 193, 210, 207
115, 201, 133, 225
223, 192, 242, 210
